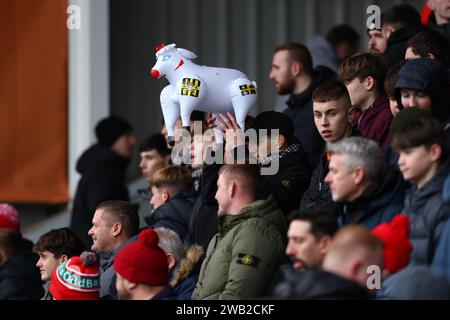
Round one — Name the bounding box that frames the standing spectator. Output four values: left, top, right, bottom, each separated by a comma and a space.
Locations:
33, 228, 84, 299
146, 166, 197, 242
368, 27, 387, 55
88, 200, 139, 299
269, 42, 334, 166
0, 229, 43, 300
71, 116, 136, 248
307, 24, 360, 72
192, 165, 287, 300
114, 229, 175, 300
137, 133, 171, 228
427, 0, 450, 43
324, 137, 405, 229
301, 80, 359, 211
338, 53, 392, 149
381, 4, 424, 67
391, 113, 450, 265
48, 251, 100, 300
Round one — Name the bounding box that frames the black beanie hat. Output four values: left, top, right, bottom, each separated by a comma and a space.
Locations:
95, 116, 133, 147
250, 111, 294, 139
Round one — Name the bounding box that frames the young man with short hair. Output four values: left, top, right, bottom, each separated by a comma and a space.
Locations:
405, 28, 450, 67
192, 164, 287, 300
338, 53, 392, 149
33, 228, 85, 299
146, 166, 197, 242
391, 110, 450, 265
301, 80, 357, 211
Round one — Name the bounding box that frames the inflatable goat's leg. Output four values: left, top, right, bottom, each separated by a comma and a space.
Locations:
230, 78, 257, 130
212, 112, 224, 145
160, 85, 180, 146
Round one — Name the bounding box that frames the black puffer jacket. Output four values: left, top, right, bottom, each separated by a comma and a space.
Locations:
272, 265, 372, 300
185, 156, 221, 251
403, 161, 450, 265
71, 144, 130, 248
0, 238, 44, 300
382, 25, 426, 68
300, 128, 359, 212
428, 14, 450, 45
284, 66, 335, 166
145, 188, 198, 242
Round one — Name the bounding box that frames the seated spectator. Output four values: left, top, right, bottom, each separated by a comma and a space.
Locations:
405, 28, 450, 67
273, 210, 338, 297
301, 80, 358, 211
381, 4, 424, 67
274, 225, 382, 299
380, 264, 450, 300
285, 210, 338, 271
192, 164, 287, 300
338, 53, 392, 149
146, 166, 197, 242
170, 244, 204, 300
391, 112, 450, 265
269, 42, 334, 166
0, 228, 43, 300
33, 228, 85, 299
137, 133, 171, 227
88, 200, 139, 299
395, 58, 450, 128
324, 137, 405, 229
114, 229, 175, 300
384, 62, 404, 117
48, 251, 100, 300
155, 227, 202, 300
307, 24, 360, 72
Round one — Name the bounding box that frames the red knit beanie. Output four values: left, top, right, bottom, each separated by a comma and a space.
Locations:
49, 251, 100, 300
371, 215, 413, 274
114, 229, 168, 286
0, 203, 20, 231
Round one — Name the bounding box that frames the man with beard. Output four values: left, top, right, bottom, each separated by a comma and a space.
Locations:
368, 28, 387, 55
285, 210, 338, 270
269, 42, 334, 166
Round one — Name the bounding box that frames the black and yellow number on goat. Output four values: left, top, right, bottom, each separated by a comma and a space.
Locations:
181, 78, 201, 97
239, 84, 256, 96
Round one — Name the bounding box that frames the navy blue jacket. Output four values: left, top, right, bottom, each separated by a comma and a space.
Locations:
145, 188, 197, 243
404, 161, 450, 265
338, 167, 406, 230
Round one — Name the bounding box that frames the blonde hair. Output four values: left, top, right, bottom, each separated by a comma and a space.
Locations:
151, 166, 193, 195
170, 244, 204, 288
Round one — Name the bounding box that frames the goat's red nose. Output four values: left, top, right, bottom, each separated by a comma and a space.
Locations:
150, 69, 160, 78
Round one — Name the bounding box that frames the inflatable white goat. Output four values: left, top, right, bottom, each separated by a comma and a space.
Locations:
150, 43, 257, 145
